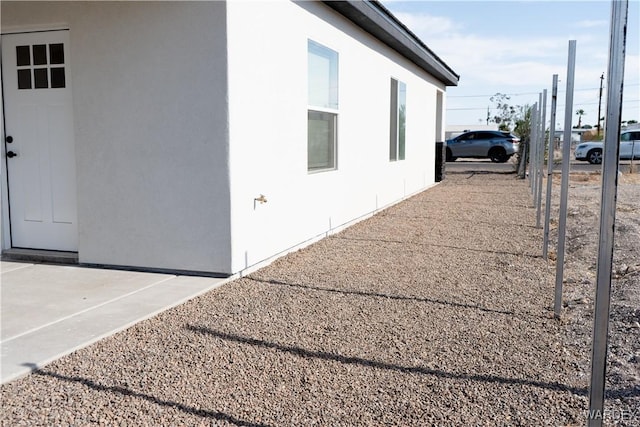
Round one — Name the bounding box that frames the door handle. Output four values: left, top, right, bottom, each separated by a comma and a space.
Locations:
6, 151, 17, 158
5, 136, 13, 143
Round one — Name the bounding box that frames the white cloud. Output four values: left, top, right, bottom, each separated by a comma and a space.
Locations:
389, 12, 611, 90
423, 34, 581, 87
392, 12, 459, 36
624, 54, 640, 83
385, 4, 639, 123
573, 19, 608, 29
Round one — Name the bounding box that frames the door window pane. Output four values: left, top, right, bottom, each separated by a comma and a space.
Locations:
17, 46, 31, 66
33, 44, 47, 65
51, 67, 66, 88
49, 44, 65, 64
34, 68, 48, 88
18, 69, 32, 89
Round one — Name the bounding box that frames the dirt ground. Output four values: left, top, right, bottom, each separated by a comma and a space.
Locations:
546, 170, 640, 424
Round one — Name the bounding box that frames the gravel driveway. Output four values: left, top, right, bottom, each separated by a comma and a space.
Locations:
1, 171, 636, 426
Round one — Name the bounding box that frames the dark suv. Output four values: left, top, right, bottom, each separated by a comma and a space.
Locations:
446, 131, 520, 163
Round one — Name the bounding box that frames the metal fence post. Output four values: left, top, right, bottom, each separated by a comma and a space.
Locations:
530, 103, 538, 196
587, 1, 628, 425
543, 76, 559, 259
554, 40, 576, 318
536, 90, 547, 228
531, 102, 540, 201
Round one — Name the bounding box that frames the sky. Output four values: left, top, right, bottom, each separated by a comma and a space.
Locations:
380, 0, 640, 128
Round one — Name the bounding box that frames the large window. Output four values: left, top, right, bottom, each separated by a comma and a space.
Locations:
390, 78, 406, 161
308, 40, 338, 172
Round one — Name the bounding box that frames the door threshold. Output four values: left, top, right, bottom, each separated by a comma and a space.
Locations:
1, 248, 78, 265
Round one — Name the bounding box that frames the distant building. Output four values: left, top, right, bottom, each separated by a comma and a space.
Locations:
554, 129, 591, 147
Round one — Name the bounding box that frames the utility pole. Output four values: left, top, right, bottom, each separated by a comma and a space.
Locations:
597, 73, 605, 136
486, 106, 490, 125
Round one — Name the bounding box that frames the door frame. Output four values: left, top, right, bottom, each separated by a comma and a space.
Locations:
1, 46, 10, 252
0, 26, 73, 253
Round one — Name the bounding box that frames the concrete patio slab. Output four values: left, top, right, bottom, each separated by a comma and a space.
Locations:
1, 261, 229, 384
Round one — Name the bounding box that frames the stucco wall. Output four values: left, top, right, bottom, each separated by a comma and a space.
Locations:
1, 1, 232, 273
226, 1, 447, 273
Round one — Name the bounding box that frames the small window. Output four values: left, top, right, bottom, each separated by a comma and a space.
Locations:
16, 43, 66, 90
390, 78, 406, 161
308, 40, 339, 172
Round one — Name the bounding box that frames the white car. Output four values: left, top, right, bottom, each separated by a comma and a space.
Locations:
574, 130, 640, 164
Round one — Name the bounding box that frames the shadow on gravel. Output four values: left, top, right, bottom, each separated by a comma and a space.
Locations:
21, 364, 270, 427
446, 170, 517, 176
246, 277, 514, 316
379, 213, 540, 229
606, 386, 640, 399
332, 236, 541, 259
186, 326, 587, 396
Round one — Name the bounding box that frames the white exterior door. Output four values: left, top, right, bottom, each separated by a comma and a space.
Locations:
2, 30, 78, 251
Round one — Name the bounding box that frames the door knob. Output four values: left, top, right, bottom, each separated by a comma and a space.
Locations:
6, 151, 17, 158
5, 136, 13, 143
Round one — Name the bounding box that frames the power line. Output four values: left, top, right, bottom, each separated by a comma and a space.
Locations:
449, 91, 541, 98
448, 82, 640, 98
447, 98, 639, 111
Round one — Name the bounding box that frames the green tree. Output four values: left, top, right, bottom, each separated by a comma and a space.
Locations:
514, 105, 533, 139
489, 93, 517, 130
512, 104, 534, 177
488, 94, 534, 177
488, 93, 532, 138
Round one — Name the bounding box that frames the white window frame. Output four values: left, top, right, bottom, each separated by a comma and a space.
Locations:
390, 78, 406, 161
308, 40, 339, 173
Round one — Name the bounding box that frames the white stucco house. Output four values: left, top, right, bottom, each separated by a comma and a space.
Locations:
1, 1, 459, 277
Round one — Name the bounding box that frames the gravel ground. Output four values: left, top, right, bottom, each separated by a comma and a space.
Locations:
1, 171, 638, 426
